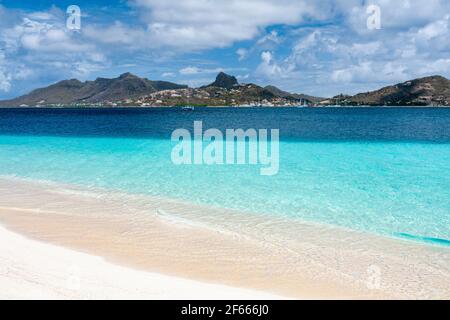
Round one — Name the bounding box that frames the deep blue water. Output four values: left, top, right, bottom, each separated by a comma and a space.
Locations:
0, 107, 449, 142
0, 107, 449, 245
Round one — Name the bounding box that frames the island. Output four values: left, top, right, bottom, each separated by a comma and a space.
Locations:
0, 72, 449, 108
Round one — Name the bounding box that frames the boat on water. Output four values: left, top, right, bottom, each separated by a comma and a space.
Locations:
181, 94, 195, 110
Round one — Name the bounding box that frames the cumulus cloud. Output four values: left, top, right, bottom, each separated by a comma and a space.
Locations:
344, 0, 450, 32
247, 0, 450, 96
86, 0, 325, 51
236, 30, 281, 61
179, 66, 202, 75
2, 0, 450, 98
31, 0, 450, 54
0, 50, 10, 92
0, 62, 34, 93
103, 0, 324, 50
331, 61, 409, 84
0, 6, 108, 96
256, 51, 287, 79
84, 22, 147, 47
256, 30, 281, 46
0, 69, 11, 92
236, 48, 249, 62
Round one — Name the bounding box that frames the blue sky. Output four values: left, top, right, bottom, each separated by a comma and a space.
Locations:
1, 0, 450, 99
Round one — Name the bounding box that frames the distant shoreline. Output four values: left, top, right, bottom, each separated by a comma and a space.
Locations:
1, 105, 450, 109
1, 74, 448, 108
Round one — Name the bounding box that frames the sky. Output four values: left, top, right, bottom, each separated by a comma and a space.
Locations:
0, 0, 450, 99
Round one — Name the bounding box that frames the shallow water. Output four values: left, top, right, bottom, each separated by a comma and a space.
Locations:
0, 107, 449, 245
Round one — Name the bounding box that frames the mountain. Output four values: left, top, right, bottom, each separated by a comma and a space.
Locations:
3, 72, 448, 107
135, 73, 306, 107
0, 73, 187, 107
203, 72, 239, 89
0, 71, 306, 107
198, 72, 320, 105
327, 76, 450, 106
264, 85, 324, 104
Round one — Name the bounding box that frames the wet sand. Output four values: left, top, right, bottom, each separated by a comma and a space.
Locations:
0, 224, 286, 300
0, 177, 449, 299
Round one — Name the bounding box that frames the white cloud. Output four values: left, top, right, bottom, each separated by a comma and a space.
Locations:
121, 0, 325, 50
249, 0, 450, 96
70, 61, 106, 78
236, 48, 248, 62
162, 72, 175, 77
331, 61, 409, 84
416, 16, 449, 40
0, 6, 109, 96
345, 0, 450, 33
179, 66, 224, 75
87, 1, 312, 51
417, 59, 450, 75
179, 66, 202, 75
350, 42, 384, 56
0, 69, 11, 92
5, 17, 94, 53
261, 51, 273, 64
256, 30, 281, 45
84, 22, 147, 47
255, 51, 286, 79
236, 30, 281, 61
0, 56, 31, 92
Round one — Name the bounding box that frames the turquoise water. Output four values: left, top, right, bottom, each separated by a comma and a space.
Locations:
0, 108, 449, 244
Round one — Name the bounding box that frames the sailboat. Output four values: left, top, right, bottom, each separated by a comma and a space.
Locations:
182, 89, 195, 111
296, 98, 309, 108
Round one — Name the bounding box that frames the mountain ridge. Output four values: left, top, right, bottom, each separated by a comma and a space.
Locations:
264, 85, 324, 104
0, 73, 188, 107
0, 72, 317, 107
1, 72, 449, 107
323, 75, 450, 106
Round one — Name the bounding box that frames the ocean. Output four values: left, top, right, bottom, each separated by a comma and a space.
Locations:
0, 107, 449, 245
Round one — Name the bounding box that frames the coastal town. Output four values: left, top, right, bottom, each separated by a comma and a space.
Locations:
29, 87, 306, 108
111, 86, 308, 107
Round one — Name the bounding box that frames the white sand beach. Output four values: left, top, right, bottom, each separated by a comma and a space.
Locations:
0, 177, 449, 300
0, 224, 283, 300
